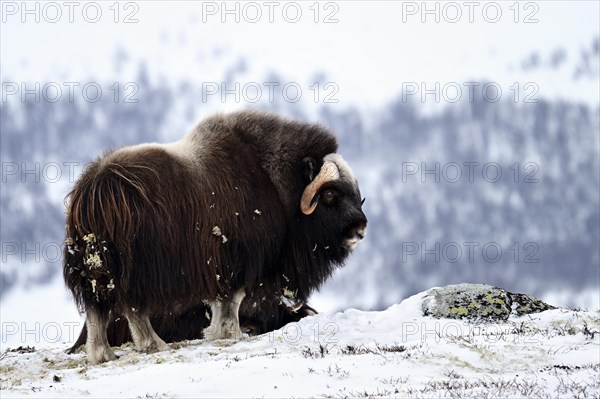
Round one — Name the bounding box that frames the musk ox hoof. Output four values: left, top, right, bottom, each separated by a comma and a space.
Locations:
149, 339, 170, 353
203, 324, 244, 341
137, 337, 170, 354
87, 344, 117, 364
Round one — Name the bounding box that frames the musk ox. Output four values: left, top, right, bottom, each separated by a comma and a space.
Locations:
63, 110, 367, 364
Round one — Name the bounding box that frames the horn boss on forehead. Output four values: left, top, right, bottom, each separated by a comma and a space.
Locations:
63, 110, 367, 364
300, 159, 341, 215
300, 153, 360, 216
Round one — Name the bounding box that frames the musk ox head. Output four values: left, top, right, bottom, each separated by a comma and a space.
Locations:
298, 153, 367, 264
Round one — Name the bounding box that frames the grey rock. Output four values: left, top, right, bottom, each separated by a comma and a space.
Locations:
422, 283, 556, 321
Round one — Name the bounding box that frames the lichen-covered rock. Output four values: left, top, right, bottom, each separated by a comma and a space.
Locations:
509, 292, 556, 316
422, 284, 512, 321
422, 283, 556, 321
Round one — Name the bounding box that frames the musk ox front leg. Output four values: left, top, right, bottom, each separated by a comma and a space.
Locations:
204, 288, 246, 340
85, 308, 116, 364
124, 310, 170, 353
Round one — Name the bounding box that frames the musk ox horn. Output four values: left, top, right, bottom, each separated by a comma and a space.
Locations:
300, 158, 340, 215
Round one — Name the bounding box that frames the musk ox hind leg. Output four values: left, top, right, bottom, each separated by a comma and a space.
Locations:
124, 310, 170, 354
85, 307, 116, 364
204, 288, 246, 340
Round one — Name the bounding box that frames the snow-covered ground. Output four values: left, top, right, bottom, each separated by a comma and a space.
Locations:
1, 289, 598, 398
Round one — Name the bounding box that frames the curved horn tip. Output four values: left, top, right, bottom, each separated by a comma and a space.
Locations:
300, 201, 318, 215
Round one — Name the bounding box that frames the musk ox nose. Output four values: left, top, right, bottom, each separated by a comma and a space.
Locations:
344, 223, 367, 252
349, 221, 367, 241
352, 223, 367, 241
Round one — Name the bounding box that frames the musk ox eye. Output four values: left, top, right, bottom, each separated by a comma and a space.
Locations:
322, 189, 336, 205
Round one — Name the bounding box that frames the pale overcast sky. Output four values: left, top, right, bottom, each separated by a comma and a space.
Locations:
2, 1, 599, 108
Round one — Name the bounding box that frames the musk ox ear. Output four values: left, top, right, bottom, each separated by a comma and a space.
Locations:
302, 157, 316, 183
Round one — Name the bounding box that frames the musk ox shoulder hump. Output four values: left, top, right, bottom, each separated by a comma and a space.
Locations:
110, 137, 202, 168
189, 110, 338, 160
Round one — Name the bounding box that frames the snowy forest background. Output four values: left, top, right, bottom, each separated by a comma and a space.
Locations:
1, 2, 599, 319
2, 54, 599, 311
